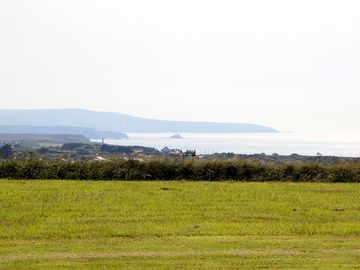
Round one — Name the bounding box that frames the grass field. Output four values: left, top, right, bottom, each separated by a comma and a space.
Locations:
1, 180, 360, 269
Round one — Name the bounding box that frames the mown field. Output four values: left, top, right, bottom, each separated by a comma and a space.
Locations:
1, 180, 360, 269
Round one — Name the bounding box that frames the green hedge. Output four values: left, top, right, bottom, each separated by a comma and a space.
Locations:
1, 159, 360, 182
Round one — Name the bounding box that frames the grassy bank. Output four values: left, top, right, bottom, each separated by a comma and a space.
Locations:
1, 158, 360, 182
1, 180, 360, 269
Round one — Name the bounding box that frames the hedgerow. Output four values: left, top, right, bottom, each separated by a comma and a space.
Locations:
1, 158, 360, 182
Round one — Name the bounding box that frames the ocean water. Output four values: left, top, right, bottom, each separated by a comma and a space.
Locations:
93, 133, 360, 157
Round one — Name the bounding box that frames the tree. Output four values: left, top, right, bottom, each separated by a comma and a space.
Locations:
0, 144, 13, 159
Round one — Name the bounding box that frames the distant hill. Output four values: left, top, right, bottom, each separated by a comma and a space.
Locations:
0, 134, 90, 145
0, 109, 277, 133
0, 125, 128, 139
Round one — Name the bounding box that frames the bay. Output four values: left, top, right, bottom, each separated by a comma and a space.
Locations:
93, 133, 360, 157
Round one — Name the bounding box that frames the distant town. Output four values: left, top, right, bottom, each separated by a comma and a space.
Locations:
1, 133, 359, 165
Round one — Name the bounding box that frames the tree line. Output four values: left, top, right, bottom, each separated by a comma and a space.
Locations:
0, 158, 359, 182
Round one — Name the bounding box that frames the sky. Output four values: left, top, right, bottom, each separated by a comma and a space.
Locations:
0, 0, 359, 132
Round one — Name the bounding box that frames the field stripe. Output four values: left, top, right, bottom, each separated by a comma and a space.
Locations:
0, 249, 301, 261
2, 248, 360, 261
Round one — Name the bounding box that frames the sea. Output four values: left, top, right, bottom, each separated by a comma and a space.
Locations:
92, 133, 360, 157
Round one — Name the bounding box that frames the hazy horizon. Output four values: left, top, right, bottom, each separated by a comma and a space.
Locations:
1, 0, 359, 133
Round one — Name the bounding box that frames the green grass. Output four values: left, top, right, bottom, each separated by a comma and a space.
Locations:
1, 180, 360, 269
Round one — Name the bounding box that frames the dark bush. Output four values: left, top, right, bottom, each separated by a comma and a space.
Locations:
0, 144, 13, 159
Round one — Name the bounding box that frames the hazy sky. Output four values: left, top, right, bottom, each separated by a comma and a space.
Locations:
0, 0, 359, 132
